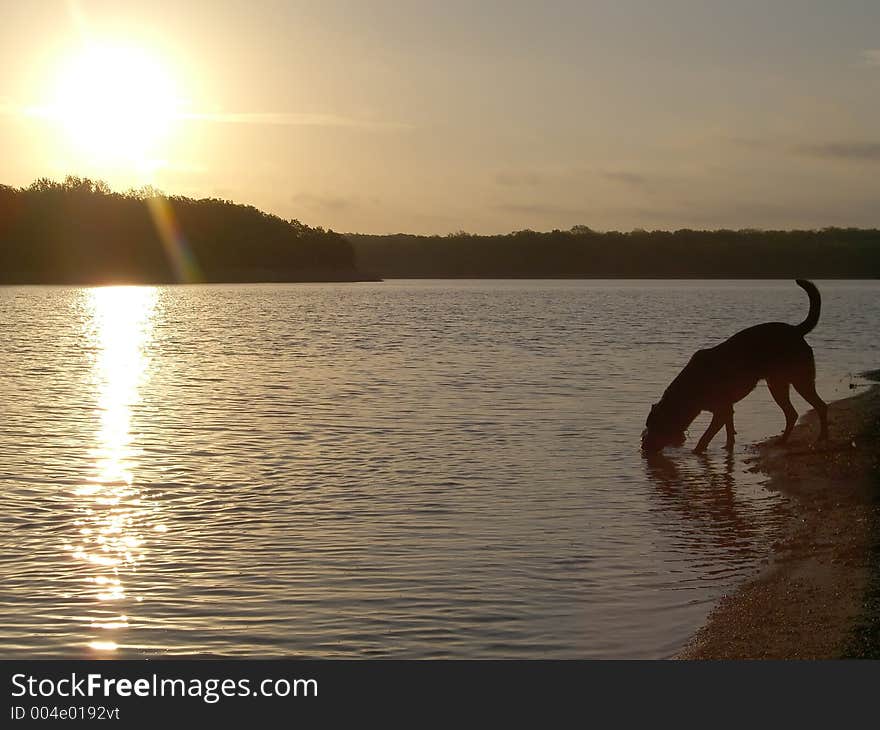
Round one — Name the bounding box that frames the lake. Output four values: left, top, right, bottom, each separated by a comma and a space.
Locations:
1, 280, 877, 658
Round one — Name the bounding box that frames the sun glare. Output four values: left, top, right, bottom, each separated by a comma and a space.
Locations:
45, 43, 183, 171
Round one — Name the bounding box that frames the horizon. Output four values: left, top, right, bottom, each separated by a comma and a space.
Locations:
0, 1, 878, 235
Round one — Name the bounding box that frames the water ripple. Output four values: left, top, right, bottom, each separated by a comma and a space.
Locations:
0, 280, 877, 657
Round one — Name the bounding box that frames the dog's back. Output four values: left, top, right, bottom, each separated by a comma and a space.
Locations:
698, 322, 814, 409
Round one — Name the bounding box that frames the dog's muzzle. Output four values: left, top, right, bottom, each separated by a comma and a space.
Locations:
640, 429, 660, 453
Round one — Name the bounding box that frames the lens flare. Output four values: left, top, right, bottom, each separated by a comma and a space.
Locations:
146, 196, 203, 283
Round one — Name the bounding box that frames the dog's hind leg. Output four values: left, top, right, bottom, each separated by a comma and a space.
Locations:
724, 411, 736, 449
792, 375, 829, 441
767, 378, 798, 443
694, 408, 730, 453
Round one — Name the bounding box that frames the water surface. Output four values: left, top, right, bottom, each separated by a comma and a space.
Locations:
1, 280, 876, 657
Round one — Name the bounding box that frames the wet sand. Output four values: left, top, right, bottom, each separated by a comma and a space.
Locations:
679, 381, 880, 659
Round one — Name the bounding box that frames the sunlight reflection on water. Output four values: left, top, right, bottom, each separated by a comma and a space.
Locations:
72, 287, 157, 655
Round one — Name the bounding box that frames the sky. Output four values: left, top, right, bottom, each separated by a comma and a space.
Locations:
0, 0, 878, 234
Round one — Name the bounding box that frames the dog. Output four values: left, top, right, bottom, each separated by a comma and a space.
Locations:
641, 279, 829, 454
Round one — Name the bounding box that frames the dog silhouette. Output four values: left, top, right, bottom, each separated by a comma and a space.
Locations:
641, 280, 829, 454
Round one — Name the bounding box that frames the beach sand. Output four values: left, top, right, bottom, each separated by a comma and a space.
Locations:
678, 380, 880, 659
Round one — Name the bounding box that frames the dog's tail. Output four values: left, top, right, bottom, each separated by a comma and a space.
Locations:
795, 279, 821, 335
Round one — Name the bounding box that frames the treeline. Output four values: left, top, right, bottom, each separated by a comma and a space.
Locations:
3, 179, 878, 283
347, 226, 880, 279
0, 177, 365, 284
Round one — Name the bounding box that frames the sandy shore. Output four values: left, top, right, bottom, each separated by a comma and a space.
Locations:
678, 379, 880, 659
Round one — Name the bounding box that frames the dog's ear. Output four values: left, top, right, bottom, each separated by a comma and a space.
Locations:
650, 403, 658, 414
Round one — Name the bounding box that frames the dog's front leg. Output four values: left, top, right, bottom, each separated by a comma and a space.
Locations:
694, 410, 728, 453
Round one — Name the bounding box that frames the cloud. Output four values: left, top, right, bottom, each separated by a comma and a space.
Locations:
861, 49, 880, 67
0, 100, 409, 131
495, 202, 589, 218
726, 136, 768, 149
495, 170, 543, 187
290, 192, 354, 214
179, 111, 410, 130
601, 171, 648, 186
496, 169, 654, 190
796, 142, 880, 162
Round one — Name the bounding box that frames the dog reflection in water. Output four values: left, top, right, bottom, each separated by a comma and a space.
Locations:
642, 280, 829, 454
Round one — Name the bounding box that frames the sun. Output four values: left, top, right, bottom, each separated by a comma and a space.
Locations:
45, 43, 183, 171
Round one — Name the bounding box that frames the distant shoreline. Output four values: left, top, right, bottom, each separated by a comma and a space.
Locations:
348, 228, 880, 279
0, 178, 368, 285
678, 376, 880, 659
5, 179, 879, 283
363, 275, 880, 280
4, 276, 879, 287
0, 272, 381, 286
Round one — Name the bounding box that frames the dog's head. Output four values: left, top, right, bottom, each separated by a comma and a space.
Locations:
641, 402, 688, 453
